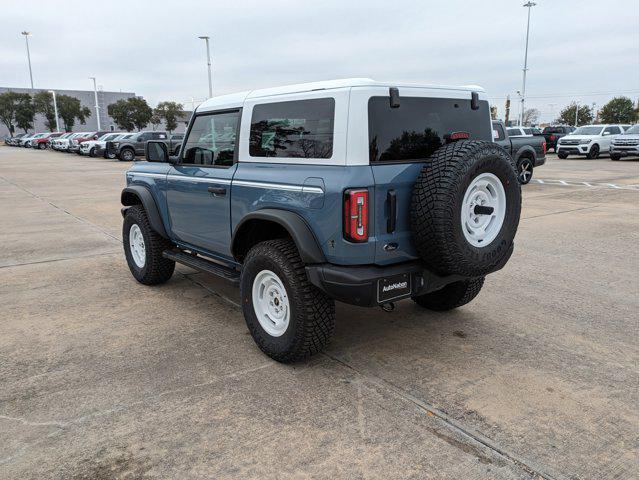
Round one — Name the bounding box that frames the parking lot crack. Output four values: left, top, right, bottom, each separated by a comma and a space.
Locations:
322, 352, 565, 480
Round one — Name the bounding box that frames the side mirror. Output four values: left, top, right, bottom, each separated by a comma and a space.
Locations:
603, 131, 610, 136
93, 135, 98, 140
145, 140, 169, 163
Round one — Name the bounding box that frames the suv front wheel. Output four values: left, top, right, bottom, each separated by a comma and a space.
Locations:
240, 239, 335, 362
123, 205, 175, 285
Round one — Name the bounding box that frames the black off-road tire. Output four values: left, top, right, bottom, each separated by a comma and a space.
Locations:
122, 205, 175, 285
413, 277, 485, 311
410, 141, 521, 277
557, 152, 568, 159
240, 239, 335, 363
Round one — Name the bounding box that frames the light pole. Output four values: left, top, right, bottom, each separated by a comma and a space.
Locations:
48, 90, 60, 132
574, 101, 579, 127
89, 77, 101, 130
520, 2, 536, 127
198, 36, 213, 98
21, 31, 36, 133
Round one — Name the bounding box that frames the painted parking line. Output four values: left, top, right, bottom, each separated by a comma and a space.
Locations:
531, 179, 639, 191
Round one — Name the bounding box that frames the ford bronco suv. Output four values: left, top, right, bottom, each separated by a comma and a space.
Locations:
121, 79, 521, 362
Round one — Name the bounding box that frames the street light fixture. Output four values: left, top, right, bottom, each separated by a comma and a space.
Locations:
48, 90, 60, 132
21, 31, 36, 133
198, 36, 213, 98
89, 77, 101, 130
520, 1, 536, 126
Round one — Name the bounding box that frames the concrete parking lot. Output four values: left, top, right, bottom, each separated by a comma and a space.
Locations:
1, 147, 637, 479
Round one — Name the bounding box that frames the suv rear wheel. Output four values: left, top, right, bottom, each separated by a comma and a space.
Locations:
413, 277, 485, 311
240, 239, 335, 362
123, 205, 175, 285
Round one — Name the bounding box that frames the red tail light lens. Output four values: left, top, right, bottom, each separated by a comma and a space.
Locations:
542, 141, 547, 155
550, 135, 556, 141
343, 189, 369, 242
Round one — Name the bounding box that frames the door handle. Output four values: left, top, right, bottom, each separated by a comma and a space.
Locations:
208, 186, 227, 196
387, 189, 397, 233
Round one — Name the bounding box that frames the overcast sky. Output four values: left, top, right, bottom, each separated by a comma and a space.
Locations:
1, 0, 638, 123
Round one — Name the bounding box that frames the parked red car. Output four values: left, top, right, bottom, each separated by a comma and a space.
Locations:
69, 131, 111, 154
29, 132, 64, 149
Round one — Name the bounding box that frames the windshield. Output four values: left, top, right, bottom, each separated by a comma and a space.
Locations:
624, 125, 639, 134
543, 127, 564, 134
573, 126, 603, 136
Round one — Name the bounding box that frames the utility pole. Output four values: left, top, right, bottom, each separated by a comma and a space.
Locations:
548, 103, 557, 124
21, 31, 36, 133
520, 2, 537, 127
574, 101, 579, 127
198, 36, 213, 98
48, 90, 60, 132
89, 77, 101, 130
505, 95, 511, 126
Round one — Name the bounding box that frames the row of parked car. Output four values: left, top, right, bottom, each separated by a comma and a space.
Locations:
505, 123, 637, 160
3, 130, 184, 161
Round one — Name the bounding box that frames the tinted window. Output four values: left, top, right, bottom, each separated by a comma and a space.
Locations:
181, 111, 239, 167
369, 97, 491, 162
604, 126, 621, 135
492, 123, 505, 141
249, 98, 334, 159
507, 128, 521, 136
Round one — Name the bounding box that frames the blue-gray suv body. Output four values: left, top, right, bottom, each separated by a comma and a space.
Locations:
121, 78, 521, 362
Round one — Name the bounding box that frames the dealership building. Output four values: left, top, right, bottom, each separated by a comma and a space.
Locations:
0, 87, 191, 137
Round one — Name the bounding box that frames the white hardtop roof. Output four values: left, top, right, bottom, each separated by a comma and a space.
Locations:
197, 78, 486, 113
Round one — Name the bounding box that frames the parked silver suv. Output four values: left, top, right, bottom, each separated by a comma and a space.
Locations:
610, 125, 639, 161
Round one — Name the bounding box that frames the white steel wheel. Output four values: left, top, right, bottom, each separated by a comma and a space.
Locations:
461, 173, 506, 248
252, 270, 290, 337
128, 224, 146, 268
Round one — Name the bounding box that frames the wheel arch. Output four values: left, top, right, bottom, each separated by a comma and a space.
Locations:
514, 145, 536, 162
121, 186, 168, 238
232, 209, 326, 265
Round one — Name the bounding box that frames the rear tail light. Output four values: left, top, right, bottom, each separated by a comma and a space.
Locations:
542, 141, 547, 155
343, 189, 369, 243
550, 135, 556, 141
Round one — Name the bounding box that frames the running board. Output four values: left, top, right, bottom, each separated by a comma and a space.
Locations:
163, 250, 240, 284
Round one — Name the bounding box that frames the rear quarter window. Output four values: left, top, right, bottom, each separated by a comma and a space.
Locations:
249, 98, 335, 159
368, 96, 491, 163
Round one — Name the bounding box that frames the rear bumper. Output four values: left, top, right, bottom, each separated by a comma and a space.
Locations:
535, 155, 546, 167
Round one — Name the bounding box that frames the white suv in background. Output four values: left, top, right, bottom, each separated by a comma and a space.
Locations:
506, 126, 532, 137
610, 124, 639, 161
556, 124, 625, 159
79, 132, 124, 157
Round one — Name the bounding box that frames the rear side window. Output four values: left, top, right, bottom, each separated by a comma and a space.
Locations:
492, 123, 505, 141
368, 96, 491, 163
249, 98, 335, 159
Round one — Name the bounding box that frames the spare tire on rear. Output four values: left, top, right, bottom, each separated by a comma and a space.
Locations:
410, 140, 521, 277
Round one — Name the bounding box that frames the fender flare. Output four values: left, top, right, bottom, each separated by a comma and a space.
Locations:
232, 209, 326, 264
120, 186, 168, 238
513, 145, 536, 163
